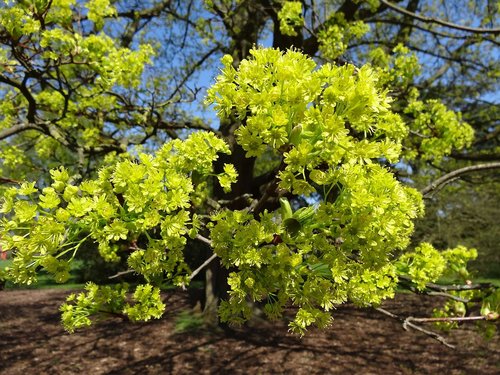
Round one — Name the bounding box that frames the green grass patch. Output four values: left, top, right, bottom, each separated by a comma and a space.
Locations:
1, 259, 84, 290
174, 310, 205, 333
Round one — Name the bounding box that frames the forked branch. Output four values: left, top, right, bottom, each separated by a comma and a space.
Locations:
189, 235, 217, 281
375, 307, 455, 348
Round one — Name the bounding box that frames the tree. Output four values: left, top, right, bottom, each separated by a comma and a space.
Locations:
1, 0, 499, 341
413, 174, 500, 278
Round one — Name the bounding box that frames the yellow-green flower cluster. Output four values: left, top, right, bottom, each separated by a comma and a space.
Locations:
207, 48, 429, 332
0, 132, 234, 331
277, 1, 304, 36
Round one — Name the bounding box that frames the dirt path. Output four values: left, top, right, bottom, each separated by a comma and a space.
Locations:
0, 289, 498, 374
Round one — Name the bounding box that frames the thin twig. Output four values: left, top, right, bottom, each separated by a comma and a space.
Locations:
195, 234, 213, 246
425, 281, 495, 292
398, 275, 495, 292
380, 0, 500, 35
405, 315, 487, 323
426, 291, 470, 303
421, 162, 500, 197
376, 307, 398, 319
402, 320, 455, 349
0, 122, 40, 141
108, 235, 216, 281
189, 253, 218, 281
409, 129, 431, 138
375, 307, 455, 349
189, 234, 217, 281
217, 194, 254, 208
108, 269, 135, 279
0, 177, 22, 184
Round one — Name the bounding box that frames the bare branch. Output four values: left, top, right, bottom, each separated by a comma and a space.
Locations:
166, 45, 220, 102
405, 315, 490, 324
366, 18, 500, 46
380, 0, 500, 35
188, 235, 218, 281
402, 320, 454, 349
375, 307, 455, 349
0, 122, 39, 141
393, 0, 420, 45
108, 269, 135, 279
425, 281, 496, 292
153, 118, 219, 135
398, 275, 496, 292
189, 253, 218, 281
421, 162, 500, 197
426, 291, 470, 303
0, 176, 21, 185
195, 234, 212, 246
109, 235, 216, 281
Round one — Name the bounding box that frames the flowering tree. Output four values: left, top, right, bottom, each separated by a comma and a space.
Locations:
0, 1, 498, 342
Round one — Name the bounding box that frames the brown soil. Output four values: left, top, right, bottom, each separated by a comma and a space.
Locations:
0, 289, 498, 374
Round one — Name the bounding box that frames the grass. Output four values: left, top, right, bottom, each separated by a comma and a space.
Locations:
174, 310, 205, 333
1, 259, 84, 290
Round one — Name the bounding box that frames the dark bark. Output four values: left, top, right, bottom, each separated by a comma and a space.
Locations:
394, 0, 420, 45
201, 3, 268, 326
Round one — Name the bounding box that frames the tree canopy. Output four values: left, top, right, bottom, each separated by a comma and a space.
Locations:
0, 0, 499, 341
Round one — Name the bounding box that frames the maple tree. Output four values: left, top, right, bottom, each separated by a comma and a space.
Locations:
0, 1, 498, 342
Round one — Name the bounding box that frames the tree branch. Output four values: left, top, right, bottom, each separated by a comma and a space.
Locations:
398, 275, 496, 292
405, 315, 490, 324
366, 18, 500, 46
108, 269, 135, 279
195, 234, 212, 246
421, 162, 500, 197
425, 291, 470, 303
393, 0, 420, 45
398, 281, 472, 303
189, 253, 218, 281
0, 74, 37, 123
0, 122, 39, 140
188, 235, 217, 281
109, 235, 216, 282
424, 281, 496, 292
380, 0, 500, 35
0, 176, 21, 185
303, 0, 362, 56
375, 307, 455, 349
166, 45, 220, 102
248, 178, 278, 216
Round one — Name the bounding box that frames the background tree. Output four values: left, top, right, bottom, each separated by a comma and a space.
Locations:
1, 0, 499, 339
413, 176, 500, 278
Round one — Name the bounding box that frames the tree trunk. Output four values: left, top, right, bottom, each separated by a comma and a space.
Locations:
199, 0, 268, 327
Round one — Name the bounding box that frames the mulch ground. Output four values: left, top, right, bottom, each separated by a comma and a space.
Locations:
0, 289, 498, 374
